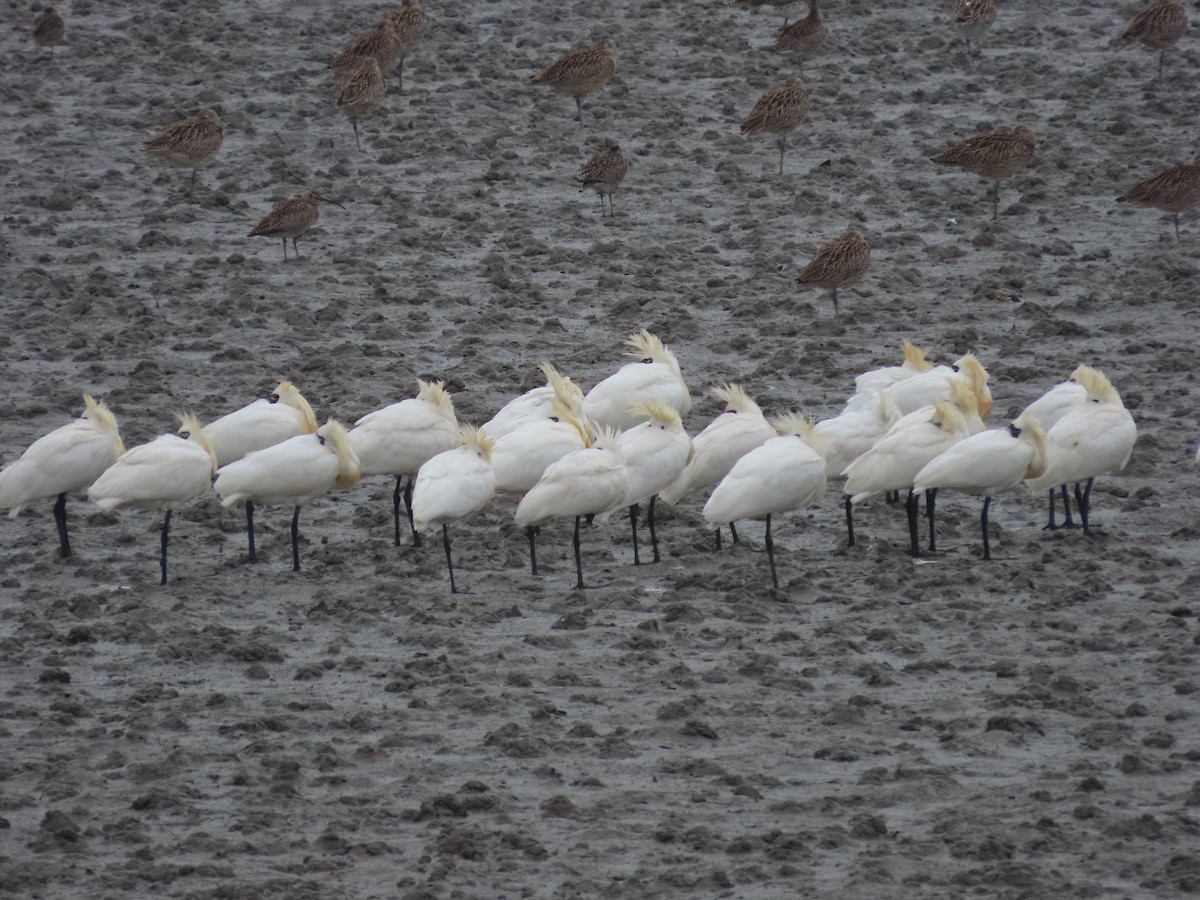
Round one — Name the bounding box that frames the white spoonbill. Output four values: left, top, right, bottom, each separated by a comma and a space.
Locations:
0, 394, 125, 558
204, 379, 319, 468
1021, 376, 1089, 530
658, 384, 776, 548
214, 419, 361, 570
1025, 366, 1137, 534
853, 339, 935, 395
703, 414, 827, 590
88, 413, 217, 585
492, 402, 592, 574
611, 399, 693, 565
348, 379, 459, 547
847, 352, 993, 420
812, 390, 902, 546
411, 426, 496, 593
585, 329, 691, 432
482, 362, 584, 439
843, 400, 972, 557
515, 430, 629, 589
913, 412, 1048, 560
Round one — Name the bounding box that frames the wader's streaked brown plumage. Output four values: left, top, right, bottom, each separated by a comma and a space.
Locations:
1115, 0, 1189, 81
383, 0, 430, 91
951, 0, 996, 53
1117, 155, 1200, 241
578, 143, 630, 216
740, 77, 810, 175
33, 5, 64, 49
248, 191, 344, 261
531, 38, 617, 123
144, 108, 225, 196
795, 228, 870, 318
336, 56, 386, 151
931, 124, 1035, 219
774, 0, 826, 57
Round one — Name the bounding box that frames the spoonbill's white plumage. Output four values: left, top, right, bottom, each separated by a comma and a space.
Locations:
842, 400, 972, 556
204, 379, 319, 468
411, 426, 496, 593
1021, 378, 1089, 529
0, 394, 125, 558
1025, 366, 1137, 533
87, 413, 217, 585
214, 419, 361, 570
703, 414, 827, 589
847, 352, 993, 421
493, 401, 592, 496
813, 390, 902, 545
658, 384, 776, 547
611, 399, 693, 565
913, 412, 1048, 560
515, 430, 629, 589
348, 379, 459, 547
853, 339, 935, 395
585, 329, 691, 432
482, 362, 584, 439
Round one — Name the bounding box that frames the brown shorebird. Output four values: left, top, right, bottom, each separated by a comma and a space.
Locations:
951, 0, 996, 53
144, 108, 225, 196
382, 0, 430, 91
931, 124, 1035, 219
248, 191, 345, 261
531, 38, 618, 123
795, 227, 870, 318
578, 143, 630, 215
336, 57, 387, 151
330, 21, 401, 81
773, 0, 827, 60
1115, 0, 1189, 82
740, 77, 811, 175
1117, 155, 1200, 241
33, 4, 64, 50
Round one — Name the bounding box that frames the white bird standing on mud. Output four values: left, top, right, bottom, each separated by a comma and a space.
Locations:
515, 430, 629, 589
492, 401, 593, 574
913, 411, 1048, 560
349, 380, 459, 547
1025, 366, 1137, 534
703, 414, 827, 590
659, 384, 776, 548
214, 420, 361, 570
87, 413, 217, 585
612, 400, 693, 565
813, 390, 902, 546
0, 394, 125, 558
411, 426, 496, 593
1021, 376, 1089, 529
204, 379, 319, 468
849, 352, 993, 420
482, 362, 585, 439
585, 329, 692, 431
843, 400, 972, 557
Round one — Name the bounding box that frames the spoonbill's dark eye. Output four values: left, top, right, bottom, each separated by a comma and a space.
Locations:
550, 417, 560, 423
641, 358, 653, 364
318, 435, 326, 445
1008, 424, 1021, 438
951, 365, 961, 373
270, 394, 280, 402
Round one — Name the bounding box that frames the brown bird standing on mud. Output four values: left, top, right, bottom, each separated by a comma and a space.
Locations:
740, 77, 811, 176
144, 108, 225, 196
248, 191, 345, 261
578, 143, 630, 216
773, 0, 827, 61
336, 57, 387, 151
329, 20, 402, 81
931, 124, 1035, 220
531, 38, 618, 123
33, 5, 64, 50
1117, 155, 1200, 241
795, 228, 870, 318
383, 0, 430, 91
1114, 0, 1189, 82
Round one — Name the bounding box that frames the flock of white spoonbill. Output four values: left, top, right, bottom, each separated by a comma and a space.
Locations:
0, 331, 1145, 590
